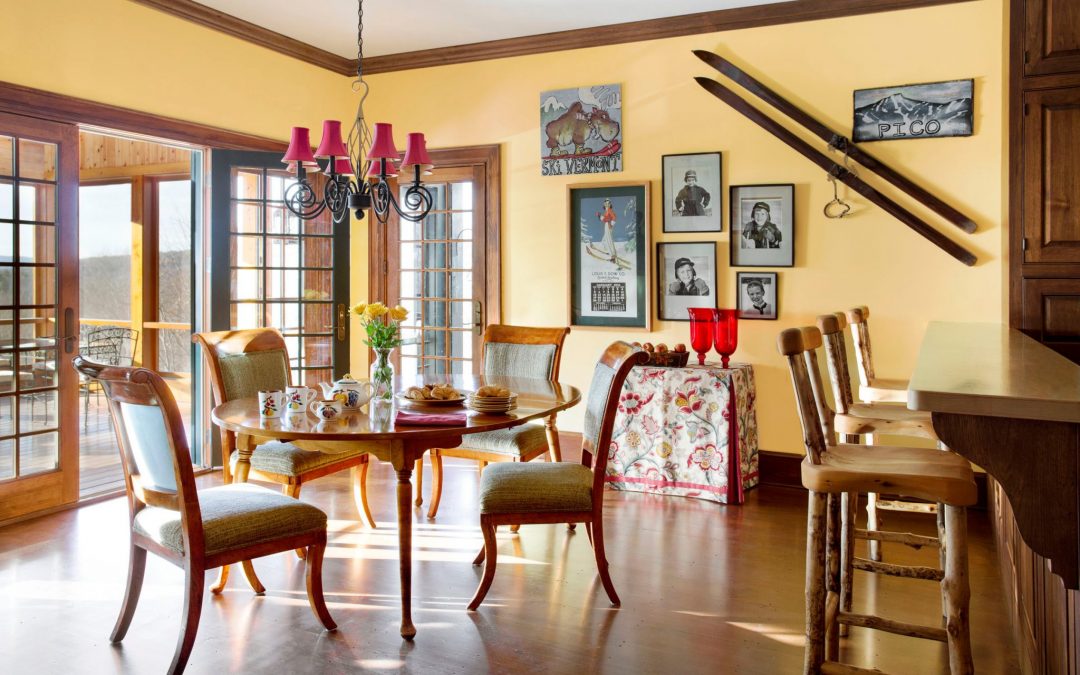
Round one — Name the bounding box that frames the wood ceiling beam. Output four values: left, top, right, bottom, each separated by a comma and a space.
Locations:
132, 0, 977, 76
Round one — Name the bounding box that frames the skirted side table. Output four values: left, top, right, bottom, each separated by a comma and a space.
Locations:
605, 362, 759, 504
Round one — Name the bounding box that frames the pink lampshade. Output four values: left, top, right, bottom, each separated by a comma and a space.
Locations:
399, 132, 433, 172
285, 160, 322, 174
368, 122, 399, 160
332, 157, 355, 176
366, 157, 398, 180
282, 127, 317, 164
314, 120, 349, 158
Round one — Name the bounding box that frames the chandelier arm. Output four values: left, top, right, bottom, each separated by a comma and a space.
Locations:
284, 180, 328, 220
324, 176, 354, 221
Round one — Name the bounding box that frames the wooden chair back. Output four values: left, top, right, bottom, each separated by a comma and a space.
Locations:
777, 327, 830, 465
580, 341, 649, 506
192, 328, 292, 407
481, 324, 570, 381
844, 306, 875, 388
816, 312, 855, 414
72, 356, 205, 558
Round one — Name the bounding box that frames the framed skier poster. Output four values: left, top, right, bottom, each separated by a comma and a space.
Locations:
568, 182, 651, 329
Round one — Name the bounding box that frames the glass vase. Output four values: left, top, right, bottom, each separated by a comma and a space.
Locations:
713, 309, 739, 369
688, 308, 718, 366
370, 347, 395, 403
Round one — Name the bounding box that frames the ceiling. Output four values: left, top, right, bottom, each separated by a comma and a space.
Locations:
195, 0, 787, 58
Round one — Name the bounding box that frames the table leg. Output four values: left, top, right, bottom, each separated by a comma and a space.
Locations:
234, 434, 254, 484
396, 466, 417, 640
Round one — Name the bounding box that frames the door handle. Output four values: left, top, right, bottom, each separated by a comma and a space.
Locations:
63, 308, 76, 353
471, 300, 483, 336
325, 304, 347, 342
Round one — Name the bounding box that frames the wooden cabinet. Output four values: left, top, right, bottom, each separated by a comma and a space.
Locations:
1025, 0, 1080, 76
1023, 278, 1080, 361
1022, 88, 1080, 264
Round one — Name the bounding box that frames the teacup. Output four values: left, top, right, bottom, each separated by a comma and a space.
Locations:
285, 386, 318, 414
258, 390, 286, 418
311, 399, 343, 421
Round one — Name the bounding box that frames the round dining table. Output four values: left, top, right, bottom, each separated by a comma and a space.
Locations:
211, 374, 581, 640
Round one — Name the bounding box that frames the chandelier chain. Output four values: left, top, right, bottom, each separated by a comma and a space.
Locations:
356, 0, 364, 80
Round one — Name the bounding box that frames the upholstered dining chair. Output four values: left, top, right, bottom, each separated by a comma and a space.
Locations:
423, 324, 570, 521
468, 340, 647, 611
73, 356, 336, 675
777, 327, 975, 674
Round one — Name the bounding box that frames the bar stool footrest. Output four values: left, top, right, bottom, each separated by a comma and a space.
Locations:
822, 661, 887, 675
853, 557, 944, 581
875, 499, 937, 514
854, 528, 939, 549
837, 611, 947, 642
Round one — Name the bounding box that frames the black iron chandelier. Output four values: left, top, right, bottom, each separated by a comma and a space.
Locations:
280, 0, 434, 225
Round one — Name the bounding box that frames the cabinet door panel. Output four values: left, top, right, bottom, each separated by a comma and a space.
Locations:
1026, 0, 1080, 76
1022, 278, 1080, 363
1023, 88, 1080, 263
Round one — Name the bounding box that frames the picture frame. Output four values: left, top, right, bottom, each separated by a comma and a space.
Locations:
657, 241, 717, 322
730, 184, 795, 267
853, 79, 974, 143
736, 272, 778, 320
568, 182, 651, 329
662, 152, 722, 232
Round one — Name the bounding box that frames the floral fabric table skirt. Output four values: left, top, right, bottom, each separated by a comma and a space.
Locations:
605, 363, 759, 504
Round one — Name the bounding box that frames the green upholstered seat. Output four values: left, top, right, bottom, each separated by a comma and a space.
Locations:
483, 342, 558, 379
218, 349, 289, 400
478, 462, 594, 514
458, 424, 548, 458
228, 441, 366, 477
132, 483, 327, 557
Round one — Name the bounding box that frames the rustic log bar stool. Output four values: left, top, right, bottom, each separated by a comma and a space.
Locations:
779, 327, 975, 674
817, 312, 942, 567
845, 306, 909, 404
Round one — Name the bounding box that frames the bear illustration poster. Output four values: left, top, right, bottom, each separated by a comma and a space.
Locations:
540, 84, 623, 175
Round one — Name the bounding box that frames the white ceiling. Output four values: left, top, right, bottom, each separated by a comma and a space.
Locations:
196, 0, 787, 58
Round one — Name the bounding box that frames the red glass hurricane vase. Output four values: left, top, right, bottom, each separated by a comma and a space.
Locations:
688, 308, 718, 366
714, 309, 739, 368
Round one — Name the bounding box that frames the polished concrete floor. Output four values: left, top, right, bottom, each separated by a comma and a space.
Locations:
0, 457, 1019, 674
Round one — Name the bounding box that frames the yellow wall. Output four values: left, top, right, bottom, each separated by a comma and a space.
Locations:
360, 0, 1008, 454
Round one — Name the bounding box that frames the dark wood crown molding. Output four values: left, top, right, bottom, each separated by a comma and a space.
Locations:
131, 0, 975, 76
130, 0, 354, 75
0, 81, 285, 151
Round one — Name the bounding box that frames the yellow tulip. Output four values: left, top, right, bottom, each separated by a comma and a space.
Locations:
364, 302, 388, 320
351, 302, 368, 316
389, 305, 409, 321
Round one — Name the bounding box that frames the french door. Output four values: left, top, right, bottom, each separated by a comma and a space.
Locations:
374, 146, 500, 376
209, 150, 350, 386
0, 112, 79, 521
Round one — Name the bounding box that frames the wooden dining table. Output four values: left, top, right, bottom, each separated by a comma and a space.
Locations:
210, 374, 581, 640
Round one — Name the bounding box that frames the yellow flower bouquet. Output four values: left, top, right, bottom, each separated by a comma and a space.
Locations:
352, 301, 409, 401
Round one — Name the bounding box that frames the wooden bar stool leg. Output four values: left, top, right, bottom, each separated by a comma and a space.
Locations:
825, 493, 842, 661
839, 492, 856, 638
944, 504, 973, 675
937, 503, 948, 620
864, 434, 882, 562
804, 491, 828, 674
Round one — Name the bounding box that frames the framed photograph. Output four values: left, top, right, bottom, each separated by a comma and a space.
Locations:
730, 184, 795, 267
657, 241, 717, 322
853, 79, 973, 143
736, 272, 778, 320
662, 152, 721, 232
568, 182, 650, 329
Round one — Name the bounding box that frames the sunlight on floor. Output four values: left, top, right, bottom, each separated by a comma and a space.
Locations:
728, 621, 806, 647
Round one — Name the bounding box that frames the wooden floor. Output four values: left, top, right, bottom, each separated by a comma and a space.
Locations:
0, 458, 1020, 674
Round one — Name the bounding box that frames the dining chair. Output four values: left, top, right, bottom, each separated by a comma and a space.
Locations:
778, 327, 975, 674
194, 329, 374, 588
72, 356, 336, 675
467, 340, 648, 611
424, 324, 570, 522
817, 312, 945, 567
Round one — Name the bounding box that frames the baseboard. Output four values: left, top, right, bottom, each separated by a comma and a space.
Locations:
760, 450, 988, 510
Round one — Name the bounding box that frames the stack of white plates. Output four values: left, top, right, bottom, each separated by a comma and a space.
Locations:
466, 392, 518, 414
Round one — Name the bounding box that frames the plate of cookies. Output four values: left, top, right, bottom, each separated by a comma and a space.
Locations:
397, 384, 465, 407
466, 385, 518, 414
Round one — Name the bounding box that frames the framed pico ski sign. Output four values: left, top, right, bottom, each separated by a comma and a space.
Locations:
541, 84, 623, 175
568, 182, 650, 329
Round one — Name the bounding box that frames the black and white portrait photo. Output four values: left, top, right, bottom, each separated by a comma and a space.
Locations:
853, 79, 974, 142
736, 272, 778, 320
730, 184, 794, 267
662, 152, 722, 233
657, 242, 717, 321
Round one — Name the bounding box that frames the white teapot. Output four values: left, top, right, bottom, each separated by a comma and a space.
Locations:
319, 374, 375, 410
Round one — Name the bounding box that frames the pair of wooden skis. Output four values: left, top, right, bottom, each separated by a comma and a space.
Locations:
693, 50, 977, 266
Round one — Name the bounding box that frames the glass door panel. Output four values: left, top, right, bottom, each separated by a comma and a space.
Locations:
0, 113, 79, 521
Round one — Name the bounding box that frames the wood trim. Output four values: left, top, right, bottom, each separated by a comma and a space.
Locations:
364, 0, 978, 73
79, 162, 191, 181
128, 0, 977, 76
129, 0, 353, 75
0, 81, 285, 152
